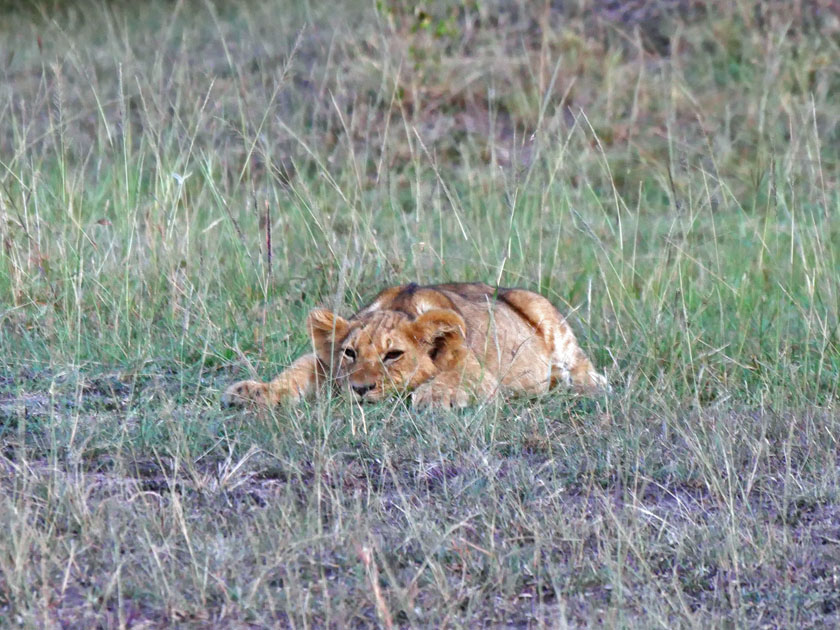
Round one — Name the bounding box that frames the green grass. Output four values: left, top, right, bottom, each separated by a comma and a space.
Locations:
1, 0, 839, 627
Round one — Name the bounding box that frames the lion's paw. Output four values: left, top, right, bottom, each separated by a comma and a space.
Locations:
221, 380, 269, 408
412, 381, 470, 410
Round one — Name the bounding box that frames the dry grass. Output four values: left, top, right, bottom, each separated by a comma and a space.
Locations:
1, 0, 839, 627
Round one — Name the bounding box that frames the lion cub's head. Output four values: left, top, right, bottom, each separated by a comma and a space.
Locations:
307, 307, 467, 402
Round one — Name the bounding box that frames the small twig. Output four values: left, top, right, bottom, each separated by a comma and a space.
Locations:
358, 545, 393, 630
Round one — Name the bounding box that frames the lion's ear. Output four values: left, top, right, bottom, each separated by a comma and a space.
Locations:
409, 309, 466, 367
307, 309, 350, 361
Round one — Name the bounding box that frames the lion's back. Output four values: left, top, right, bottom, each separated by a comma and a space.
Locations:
358, 283, 559, 391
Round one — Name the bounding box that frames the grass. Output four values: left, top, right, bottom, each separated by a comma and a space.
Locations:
0, 0, 839, 626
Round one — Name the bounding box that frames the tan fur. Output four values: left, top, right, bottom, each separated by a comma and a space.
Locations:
222, 282, 608, 410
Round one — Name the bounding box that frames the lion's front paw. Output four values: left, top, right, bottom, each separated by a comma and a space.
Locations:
412, 381, 470, 410
221, 380, 269, 408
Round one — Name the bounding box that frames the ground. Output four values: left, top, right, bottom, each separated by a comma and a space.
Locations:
0, 1, 839, 627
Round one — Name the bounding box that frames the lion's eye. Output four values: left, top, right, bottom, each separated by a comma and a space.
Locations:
383, 350, 404, 362
343, 347, 356, 361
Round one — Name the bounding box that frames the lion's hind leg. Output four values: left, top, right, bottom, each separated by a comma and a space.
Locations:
499, 289, 608, 395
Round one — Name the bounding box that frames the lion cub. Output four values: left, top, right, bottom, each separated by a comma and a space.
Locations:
223, 282, 607, 410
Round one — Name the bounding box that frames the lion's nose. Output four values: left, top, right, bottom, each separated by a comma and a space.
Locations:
352, 384, 375, 398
